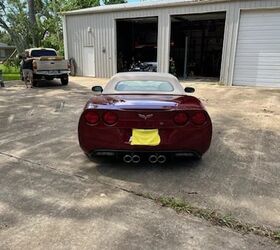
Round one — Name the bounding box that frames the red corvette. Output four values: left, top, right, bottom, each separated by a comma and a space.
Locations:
78, 72, 212, 163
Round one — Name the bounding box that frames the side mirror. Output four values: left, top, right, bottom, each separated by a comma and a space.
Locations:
17, 54, 23, 59
184, 87, 195, 93
92, 86, 103, 93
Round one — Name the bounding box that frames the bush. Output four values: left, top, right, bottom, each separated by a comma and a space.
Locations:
0, 63, 20, 81
0, 64, 20, 74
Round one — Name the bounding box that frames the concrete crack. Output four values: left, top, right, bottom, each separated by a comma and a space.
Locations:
1, 151, 279, 244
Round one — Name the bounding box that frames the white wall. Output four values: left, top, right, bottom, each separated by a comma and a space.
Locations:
63, 0, 280, 85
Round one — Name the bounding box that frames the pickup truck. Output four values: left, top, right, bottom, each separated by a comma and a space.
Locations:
20, 48, 70, 86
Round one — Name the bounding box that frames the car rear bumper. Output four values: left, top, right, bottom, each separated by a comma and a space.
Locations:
78, 125, 212, 157
89, 149, 201, 158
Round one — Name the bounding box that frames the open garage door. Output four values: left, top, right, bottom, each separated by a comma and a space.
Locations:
116, 17, 158, 72
170, 12, 226, 80
233, 10, 280, 87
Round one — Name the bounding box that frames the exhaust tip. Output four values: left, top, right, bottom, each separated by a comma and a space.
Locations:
158, 155, 167, 164
132, 155, 141, 164
148, 155, 158, 164
123, 154, 132, 163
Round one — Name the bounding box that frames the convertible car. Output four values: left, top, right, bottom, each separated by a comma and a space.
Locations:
78, 72, 212, 163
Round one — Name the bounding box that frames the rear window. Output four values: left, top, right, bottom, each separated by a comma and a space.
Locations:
30, 50, 57, 57
115, 80, 174, 92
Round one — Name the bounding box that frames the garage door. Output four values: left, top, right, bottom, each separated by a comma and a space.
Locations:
233, 10, 280, 87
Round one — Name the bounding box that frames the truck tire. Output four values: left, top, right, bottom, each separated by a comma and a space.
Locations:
31, 79, 37, 87
61, 75, 69, 85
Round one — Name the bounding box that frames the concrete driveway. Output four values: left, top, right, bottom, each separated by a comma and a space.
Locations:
0, 78, 279, 249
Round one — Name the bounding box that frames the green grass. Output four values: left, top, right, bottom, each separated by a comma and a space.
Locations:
157, 196, 280, 244
0, 64, 20, 81
3, 74, 20, 81
0, 64, 20, 74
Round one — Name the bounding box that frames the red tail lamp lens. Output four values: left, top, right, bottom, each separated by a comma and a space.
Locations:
174, 112, 188, 125
84, 111, 99, 124
103, 111, 118, 125
191, 112, 207, 125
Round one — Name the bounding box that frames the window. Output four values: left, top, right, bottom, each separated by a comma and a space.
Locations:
30, 49, 57, 57
0, 49, 5, 57
115, 80, 174, 92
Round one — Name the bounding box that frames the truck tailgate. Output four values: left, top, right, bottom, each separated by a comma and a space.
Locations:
36, 60, 68, 71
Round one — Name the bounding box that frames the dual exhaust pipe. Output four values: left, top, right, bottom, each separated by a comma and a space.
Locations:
123, 154, 166, 164
123, 154, 141, 164
148, 154, 166, 164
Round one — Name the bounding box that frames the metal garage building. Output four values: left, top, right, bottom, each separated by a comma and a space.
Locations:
62, 0, 280, 87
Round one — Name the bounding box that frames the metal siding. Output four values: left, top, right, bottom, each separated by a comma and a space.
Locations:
62, 16, 68, 59
224, 2, 240, 85
64, 0, 280, 83
157, 11, 170, 73
233, 9, 280, 87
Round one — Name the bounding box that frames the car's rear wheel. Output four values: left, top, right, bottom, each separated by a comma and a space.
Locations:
61, 75, 69, 85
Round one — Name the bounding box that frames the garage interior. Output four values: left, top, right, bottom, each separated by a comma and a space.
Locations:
170, 12, 226, 80
116, 17, 158, 72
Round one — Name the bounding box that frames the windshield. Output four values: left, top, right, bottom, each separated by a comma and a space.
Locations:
30, 50, 57, 57
115, 80, 174, 92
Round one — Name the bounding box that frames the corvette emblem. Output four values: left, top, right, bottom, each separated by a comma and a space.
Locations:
138, 114, 154, 120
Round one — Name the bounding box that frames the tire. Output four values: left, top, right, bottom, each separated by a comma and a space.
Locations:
61, 75, 69, 85
31, 80, 37, 87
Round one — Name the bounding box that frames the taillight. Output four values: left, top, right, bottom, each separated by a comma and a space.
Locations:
32, 61, 37, 70
84, 111, 99, 125
103, 111, 118, 125
174, 112, 188, 126
191, 112, 207, 125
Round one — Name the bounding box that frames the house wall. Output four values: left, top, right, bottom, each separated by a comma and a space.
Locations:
0, 48, 15, 61
63, 0, 280, 85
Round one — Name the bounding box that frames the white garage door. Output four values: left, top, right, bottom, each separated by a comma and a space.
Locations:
233, 10, 280, 87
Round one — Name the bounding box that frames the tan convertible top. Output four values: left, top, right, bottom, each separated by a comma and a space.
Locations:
103, 72, 185, 95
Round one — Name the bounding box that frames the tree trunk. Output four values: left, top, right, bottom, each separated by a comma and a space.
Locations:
27, 0, 38, 47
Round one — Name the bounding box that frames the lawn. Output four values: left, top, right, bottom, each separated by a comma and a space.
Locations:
0, 64, 20, 81
2, 74, 20, 81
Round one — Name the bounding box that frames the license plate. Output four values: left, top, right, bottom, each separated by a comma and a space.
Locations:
130, 129, 160, 146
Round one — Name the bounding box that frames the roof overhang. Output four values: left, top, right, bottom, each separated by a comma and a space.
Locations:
0, 46, 15, 49
62, 0, 231, 16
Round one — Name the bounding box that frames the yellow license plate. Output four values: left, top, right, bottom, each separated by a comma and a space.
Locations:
130, 129, 160, 146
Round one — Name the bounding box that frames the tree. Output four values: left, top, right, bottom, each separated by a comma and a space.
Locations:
0, 0, 31, 52
0, 30, 12, 45
63, 0, 100, 11
27, 0, 40, 47
0, 0, 127, 54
